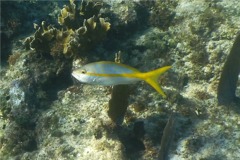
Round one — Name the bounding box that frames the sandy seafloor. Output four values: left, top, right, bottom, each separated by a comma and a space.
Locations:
0, 0, 240, 160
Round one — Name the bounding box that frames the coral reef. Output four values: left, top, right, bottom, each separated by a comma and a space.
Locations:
1, 0, 240, 159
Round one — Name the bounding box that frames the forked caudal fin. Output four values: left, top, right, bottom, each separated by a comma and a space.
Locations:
140, 66, 171, 98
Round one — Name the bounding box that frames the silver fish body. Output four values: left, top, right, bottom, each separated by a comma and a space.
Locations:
72, 61, 171, 97
72, 61, 140, 85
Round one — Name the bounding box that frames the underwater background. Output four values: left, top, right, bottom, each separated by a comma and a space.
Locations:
0, 0, 240, 159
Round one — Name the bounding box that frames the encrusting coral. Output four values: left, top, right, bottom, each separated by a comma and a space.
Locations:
24, 0, 110, 58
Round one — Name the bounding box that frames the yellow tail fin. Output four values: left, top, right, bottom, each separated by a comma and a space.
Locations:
141, 66, 171, 98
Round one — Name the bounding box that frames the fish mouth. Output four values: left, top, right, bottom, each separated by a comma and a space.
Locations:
71, 71, 76, 77
71, 71, 80, 81
71, 70, 79, 78
71, 73, 81, 84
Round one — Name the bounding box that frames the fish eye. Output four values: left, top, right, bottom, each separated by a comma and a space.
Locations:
81, 69, 86, 74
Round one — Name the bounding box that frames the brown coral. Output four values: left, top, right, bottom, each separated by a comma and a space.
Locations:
63, 15, 110, 57
24, 0, 110, 58
24, 21, 57, 55
58, 0, 103, 30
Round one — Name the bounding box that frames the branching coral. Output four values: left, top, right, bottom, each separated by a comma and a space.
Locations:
63, 15, 110, 57
24, 0, 110, 58
58, 0, 102, 30
58, 0, 110, 57
24, 21, 57, 55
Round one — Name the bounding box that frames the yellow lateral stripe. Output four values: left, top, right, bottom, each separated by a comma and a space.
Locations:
86, 72, 143, 78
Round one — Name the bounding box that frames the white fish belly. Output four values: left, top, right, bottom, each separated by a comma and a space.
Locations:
85, 75, 140, 86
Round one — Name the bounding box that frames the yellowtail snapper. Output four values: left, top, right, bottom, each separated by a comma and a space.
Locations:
72, 61, 171, 98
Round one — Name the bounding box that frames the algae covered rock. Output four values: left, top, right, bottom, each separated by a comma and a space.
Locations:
147, 0, 178, 30
9, 79, 37, 127
1, 122, 37, 157
102, 0, 145, 40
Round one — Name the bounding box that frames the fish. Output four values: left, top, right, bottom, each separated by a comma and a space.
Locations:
217, 34, 240, 105
159, 114, 176, 160
72, 61, 171, 97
